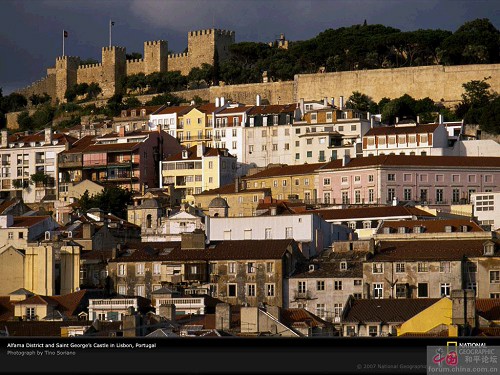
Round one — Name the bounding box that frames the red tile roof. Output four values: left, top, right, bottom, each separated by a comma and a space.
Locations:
372, 240, 489, 261
343, 298, 440, 323
218, 106, 253, 115
322, 155, 500, 170
311, 206, 434, 221
163, 145, 235, 162
119, 105, 164, 117
281, 308, 330, 328
84, 142, 141, 153
0, 199, 17, 215
476, 299, 500, 321
4, 132, 77, 149
379, 219, 483, 233
365, 124, 441, 136
11, 216, 51, 228
244, 163, 326, 179
152, 106, 192, 115
61, 135, 95, 154
247, 104, 297, 115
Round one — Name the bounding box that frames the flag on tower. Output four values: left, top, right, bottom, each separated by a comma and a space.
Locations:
64, 30, 68, 38
111, 21, 115, 26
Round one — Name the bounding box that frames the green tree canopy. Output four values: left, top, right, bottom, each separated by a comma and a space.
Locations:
77, 187, 133, 219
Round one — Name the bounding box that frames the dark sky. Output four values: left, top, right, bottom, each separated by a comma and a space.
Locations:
1, 0, 498, 94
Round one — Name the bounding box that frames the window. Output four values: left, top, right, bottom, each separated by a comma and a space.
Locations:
334, 304, 343, 319
316, 304, 325, 318
354, 190, 361, 204
298, 281, 306, 294
265, 228, 272, 239
368, 189, 374, 203
404, 188, 412, 201
420, 189, 428, 202
387, 188, 395, 202
436, 188, 444, 203
136, 285, 145, 297
372, 263, 383, 273
452, 189, 460, 204
232, 141, 237, 149
228, 262, 236, 274
368, 326, 378, 337
317, 280, 325, 291
323, 192, 331, 204
490, 271, 500, 284
417, 262, 428, 272
247, 262, 255, 273
341, 176, 348, 184
208, 161, 213, 169
334, 280, 343, 290
388, 174, 395, 181
395, 263, 405, 273
118, 264, 126, 276
249, 145, 254, 153
272, 144, 278, 151
418, 283, 428, 298
285, 227, 293, 238
244, 229, 252, 239
209, 263, 217, 275
440, 283, 450, 297
342, 191, 349, 205
282, 179, 287, 187
8, 232, 13, 240
439, 261, 450, 273
468, 174, 476, 183
247, 284, 256, 297
323, 178, 331, 186
266, 262, 274, 273
304, 178, 309, 186
294, 178, 300, 186
266, 284, 275, 297
306, 151, 312, 158
26, 307, 36, 320
118, 285, 126, 295
466, 262, 477, 273
340, 261, 347, 271
396, 284, 407, 298
228, 284, 237, 297
368, 175, 374, 182
136, 263, 145, 275
153, 263, 161, 275
354, 280, 362, 286
284, 143, 290, 150
490, 293, 500, 299
373, 283, 383, 299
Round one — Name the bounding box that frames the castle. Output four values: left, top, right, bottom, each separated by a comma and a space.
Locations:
18, 28, 235, 102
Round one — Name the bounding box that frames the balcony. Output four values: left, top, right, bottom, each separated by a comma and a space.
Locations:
58, 156, 82, 169
294, 290, 313, 300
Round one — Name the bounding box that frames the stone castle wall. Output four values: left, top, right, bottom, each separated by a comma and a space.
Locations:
168, 53, 190, 75
17, 74, 56, 101
126, 59, 145, 75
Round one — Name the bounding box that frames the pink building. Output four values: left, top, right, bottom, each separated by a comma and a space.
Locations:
317, 155, 500, 206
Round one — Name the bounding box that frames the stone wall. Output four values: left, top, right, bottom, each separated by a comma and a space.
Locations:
17, 75, 56, 102
126, 59, 145, 75
168, 53, 189, 75
6, 109, 36, 130
208, 81, 294, 105
77, 64, 103, 86
294, 64, 500, 105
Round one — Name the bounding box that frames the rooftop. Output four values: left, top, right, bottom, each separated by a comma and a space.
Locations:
364, 123, 441, 136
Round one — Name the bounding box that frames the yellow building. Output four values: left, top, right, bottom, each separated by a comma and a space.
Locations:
194, 181, 271, 217
160, 144, 236, 205
242, 163, 325, 203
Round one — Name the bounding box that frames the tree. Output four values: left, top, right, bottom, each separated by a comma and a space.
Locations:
30, 172, 52, 187
479, 96, 500, 134
346, 91, 378, 113
78, 187, 133, 219
30, 105, 55, 129
106, 94, 124, 117
123, 97, 141, 109
126, 52, 142, 60
79, 58, 99, 66
29, 93, 51, 106
0, 92, 27, 113
145, 93, 183, 106
457, 77, 497, 124
86, 82, 102, 100
17, 111, 33, 130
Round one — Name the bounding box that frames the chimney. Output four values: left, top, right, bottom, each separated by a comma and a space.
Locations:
196, 143, 205, 158
370, 116, 374, 128
82, 223, 94, 239
256, 95, 261, 106
439, 114, 444, 124
416, 115, 420, 124
331, 97, 335, 107
323, 97, 328, 106
270, 206, 277, 216
299, 98, 305, 116
158, 304, 176, 321
451, 289, 476, 331
220, 97, 225, 107
339, 96, 344, 110
216, 303, 231, 331
234, 177, 240, 193
215, 97, 220, 107
45, 128, 52, 144
122, 314, 141, 337
1, 130, 8, 148
342, 154, 351, 166
118, 125, 125, 137
0, 215, 14, 228
181, 229, 206, 250
395, 117, 399, 124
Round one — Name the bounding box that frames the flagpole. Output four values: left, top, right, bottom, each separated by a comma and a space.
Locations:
63, 30, 65, 56
109, 20, 112, 47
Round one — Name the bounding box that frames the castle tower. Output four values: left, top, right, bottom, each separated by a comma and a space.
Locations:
55, 56, 80, 102
144, 40, 168, 75
101, 46, 127, 98
187, 29, 235, 72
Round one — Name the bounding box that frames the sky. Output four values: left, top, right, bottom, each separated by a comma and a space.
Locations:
0, 0, 498, 95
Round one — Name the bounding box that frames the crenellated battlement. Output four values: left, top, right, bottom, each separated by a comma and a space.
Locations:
78, 63, 103, 70
127, 59, 144, 64
189, 28, 235, 37
102, 46, 126, 52
168, 52, 189, 59
145, 40, 167, 46
56, 56, 79, 61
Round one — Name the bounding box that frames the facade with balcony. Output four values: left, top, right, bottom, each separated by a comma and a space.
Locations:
0, 129, 76, 203
317, 155, 500, 206
160, 144, 236, 205
88, 297, 149, 321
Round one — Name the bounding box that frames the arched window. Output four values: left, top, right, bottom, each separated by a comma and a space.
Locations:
146, 214, 152, 228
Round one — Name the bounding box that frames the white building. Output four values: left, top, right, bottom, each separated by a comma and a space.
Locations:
149, 106, 192, 138
206, 213, 352, 258
471, 192, 500, 230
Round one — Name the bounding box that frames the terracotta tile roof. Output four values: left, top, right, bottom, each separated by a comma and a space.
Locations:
379, 219, 483, 234
0, 199, 17, 215
108, 242, 181, 262
163, 145, 234, 162
343, 298, 440, 323
281, 308, 330, 328
244, 163, 327, 179
372, 240, 487, 261
311, 206, 434, 221
11, 216, 51, 228
196, 103, 217, 113
163, 239, 295, 262
97, 130, 156, 139
153, 106, 192, 116
84, 142, 141, 153
61, 135, 96, 154
322, 155, 500, 170
14, 295, 56, 306
476, 299, 500, 321
247, 104, 297, 115
291, 252, 367, 279
476, 327, 500, 336
5, 132, 77, 148
120, 105, 163, 117
365, 124, 441, 136
0, 297, 15, 321
218, 106, 253, 115
195, 183, 270, 196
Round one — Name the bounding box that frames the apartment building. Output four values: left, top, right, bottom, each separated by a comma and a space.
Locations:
160, 144, 236, 205
471, 191, 500, 230
0, 129, 76, 203
149, 105, 192, 138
